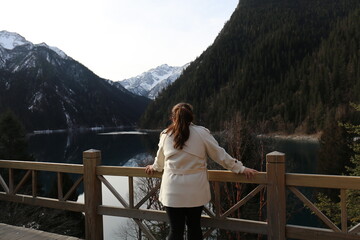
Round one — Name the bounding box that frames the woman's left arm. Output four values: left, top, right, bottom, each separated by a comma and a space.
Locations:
145, 133, 166, 174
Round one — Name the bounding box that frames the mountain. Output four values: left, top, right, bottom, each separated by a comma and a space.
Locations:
140, 0, 360, 133
0, 30, 150, 131
115, 63, 189, 99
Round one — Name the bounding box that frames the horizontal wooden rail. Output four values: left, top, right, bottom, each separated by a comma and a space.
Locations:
0, 193, 84, 212
286, 225, 360, 240
97, 166, 162, 178
1, 160, 359, 190
0, 160, 83, 174
98, 206, 268, 235
286, 173, 360, 190
96, 166, 267, 184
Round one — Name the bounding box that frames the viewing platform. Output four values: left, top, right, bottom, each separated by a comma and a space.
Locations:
0, 223, 83, 240
0, 150, 360, 240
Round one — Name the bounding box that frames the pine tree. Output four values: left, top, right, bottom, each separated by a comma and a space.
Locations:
0, 110, 30, 160
315, 103, 360, 227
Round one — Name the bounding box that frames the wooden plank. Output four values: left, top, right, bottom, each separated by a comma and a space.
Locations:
289, 186, 341, 232
134, 181, 161, 209
0, 223, 83, 240
32, 170, 37, 197
208, 171, 267, 184
98, 175, 129, 208
286, 174, 360, 190
58, 172, 63, 200
83, 149, 103, 240
96, 166, 267, 184
63, 175, 83, 201
266, 152, 286, 240
133, 219, 157, 240
0, 173, 9, 193
98, 205, 268, 234
97, 166, 162, 178
203, 228, 216, 239
203, 206, 215, 218
21, 233, 44, 240
128, 176, 134, 208
349, 223, 360, 234
9, 168, 14, 194
201, 215, 268, 235
341, 189, 348, 232
287, 224, 360, 240
221, 184, 265, 218
128, 177, 134, 208
98, 205, 168, 222
0, 223, 26, 240
0, 228, 25, 240
0, 192, 84, 212
214, 182, 221, 217
13, 170, 31, 194
0, 160, 83, 174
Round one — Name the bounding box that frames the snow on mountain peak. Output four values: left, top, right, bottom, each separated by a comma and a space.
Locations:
37, 42, 67, 59
0, 30, 31, 50
119, 63, 189, 99
0, 30, 68, 59
48, 45, 68, 59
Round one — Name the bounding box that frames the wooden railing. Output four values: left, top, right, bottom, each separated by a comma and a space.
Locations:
0, 150, 360, 240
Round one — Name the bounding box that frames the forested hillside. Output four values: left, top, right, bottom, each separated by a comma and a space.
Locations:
141, 0, 360, 133
0, 31, 150, 131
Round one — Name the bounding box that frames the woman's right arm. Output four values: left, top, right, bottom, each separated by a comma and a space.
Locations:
200, 127, 258, 178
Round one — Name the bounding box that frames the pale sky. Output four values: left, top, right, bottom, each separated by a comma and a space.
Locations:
1, 0, 238, 80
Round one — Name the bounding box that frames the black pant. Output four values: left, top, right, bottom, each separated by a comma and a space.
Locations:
165, 206, 203, 240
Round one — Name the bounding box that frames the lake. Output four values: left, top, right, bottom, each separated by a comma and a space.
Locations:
27, 129, 320, 239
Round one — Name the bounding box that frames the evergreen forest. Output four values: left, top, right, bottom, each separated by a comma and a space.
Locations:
0, 111, 85, 238
141, 0, 360, 133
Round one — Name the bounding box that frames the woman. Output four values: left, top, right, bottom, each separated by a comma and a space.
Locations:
145, 103, 258, 240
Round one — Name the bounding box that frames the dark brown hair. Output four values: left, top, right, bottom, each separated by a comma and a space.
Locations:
166, 103, 194, 149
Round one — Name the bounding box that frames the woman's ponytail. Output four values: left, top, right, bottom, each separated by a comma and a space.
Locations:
167, 103, 193, 149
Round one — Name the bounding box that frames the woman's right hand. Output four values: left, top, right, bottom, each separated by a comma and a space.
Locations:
243, 167, 258, 179
145, 165, 155, 175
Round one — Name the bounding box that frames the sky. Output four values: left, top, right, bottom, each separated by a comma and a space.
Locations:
1, 0, 238, 81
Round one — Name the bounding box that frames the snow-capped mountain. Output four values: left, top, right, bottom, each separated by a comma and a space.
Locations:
0, 30, 150, 130
118, 63, 189, 99
0, 31, 29, 50
0, 30, 68, 60
0, 31, 70, 73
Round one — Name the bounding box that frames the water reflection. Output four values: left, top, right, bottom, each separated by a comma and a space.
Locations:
77, 176, 130, 240
27, 129, 159, 197
27, 131, 320, 239
261, 137, 320, 173
28, 129, 159, 165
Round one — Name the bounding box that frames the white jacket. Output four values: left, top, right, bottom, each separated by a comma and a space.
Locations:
152, 124, 245, 207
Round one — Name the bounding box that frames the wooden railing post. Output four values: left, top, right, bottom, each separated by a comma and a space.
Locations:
266, 151, 286, 240
83, 149, 103, 240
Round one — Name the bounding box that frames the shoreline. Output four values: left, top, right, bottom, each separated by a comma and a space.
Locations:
257, 132, 321, 142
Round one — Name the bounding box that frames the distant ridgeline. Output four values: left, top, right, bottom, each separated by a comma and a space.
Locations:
141, 0, 360, 133
0, 31, 150, 131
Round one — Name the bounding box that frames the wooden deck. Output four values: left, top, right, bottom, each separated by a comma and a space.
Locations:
0, 223, 83, 240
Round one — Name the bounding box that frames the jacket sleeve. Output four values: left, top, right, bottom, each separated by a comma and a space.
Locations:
200, 127, 246, 173
152, 133, 166, 172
